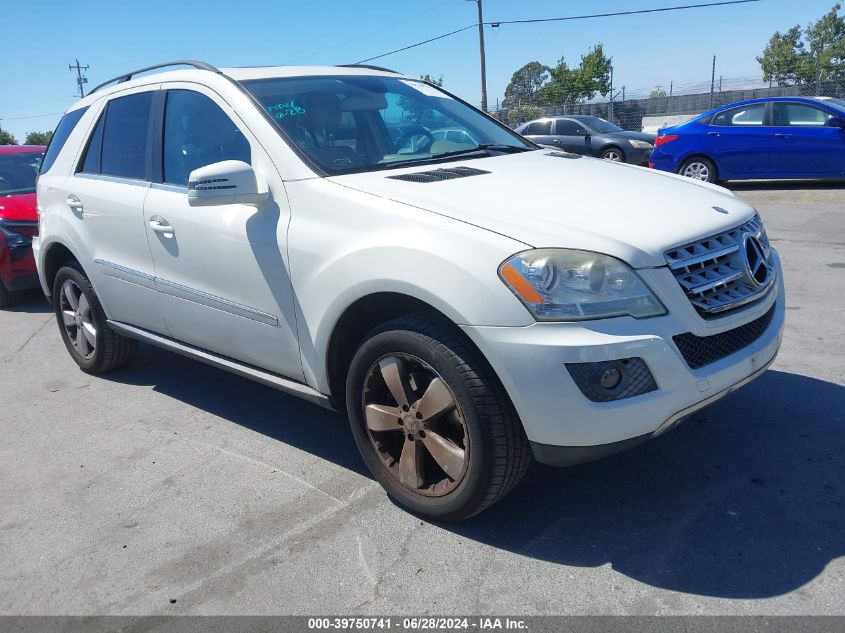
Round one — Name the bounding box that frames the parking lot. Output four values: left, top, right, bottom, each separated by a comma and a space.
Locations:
0, 183, 842, 616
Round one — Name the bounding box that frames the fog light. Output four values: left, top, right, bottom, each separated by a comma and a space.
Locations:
598, 366, 623, 390
566, 357, 658, 403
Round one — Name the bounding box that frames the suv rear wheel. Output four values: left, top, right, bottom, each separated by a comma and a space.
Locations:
346, 315, 531, 521
52, 262, 138, 373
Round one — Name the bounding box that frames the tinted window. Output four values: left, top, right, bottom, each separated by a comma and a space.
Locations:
79, 113, 105, 174
100, 92, 154, 180
555, 119, 587, 135
0, 151, 45, 195
522, 121, 552, 135
711, 104, 766, 126
40, 107, 88, 174
163, 90, 251, 186
773, 103, 834, 126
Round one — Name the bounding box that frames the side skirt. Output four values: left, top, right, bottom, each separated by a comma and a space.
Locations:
107, 320, 335, 410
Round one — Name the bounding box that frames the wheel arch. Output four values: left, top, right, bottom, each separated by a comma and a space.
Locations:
325, 292, 497, 410
41, 240, 83, 299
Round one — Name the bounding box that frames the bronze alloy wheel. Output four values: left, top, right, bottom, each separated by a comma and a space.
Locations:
362, 353, 469, 496
59, 278, 97, 360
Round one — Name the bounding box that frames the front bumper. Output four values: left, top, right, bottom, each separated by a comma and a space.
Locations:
625, 146, 653, 166
0, 231, 38, 291
460, 251, 785, 464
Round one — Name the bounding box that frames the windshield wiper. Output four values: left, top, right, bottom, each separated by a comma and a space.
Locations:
381, 144, 533, 171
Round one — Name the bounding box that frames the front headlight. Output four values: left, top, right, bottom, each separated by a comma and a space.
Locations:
628, 139, 653, 149
499, 249, 666, 321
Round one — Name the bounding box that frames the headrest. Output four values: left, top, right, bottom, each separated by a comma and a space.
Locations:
304, 93, 342, 127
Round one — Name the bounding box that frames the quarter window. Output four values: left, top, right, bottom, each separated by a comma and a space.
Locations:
162, 90, 251, 186
711, 104, 766, 127
773, 103, 834, 126
522, 121, 552, 135
40, 107, 88, 174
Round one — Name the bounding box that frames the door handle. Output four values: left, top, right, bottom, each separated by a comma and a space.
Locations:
149, 216, 175, 236
774, 133, 792, 139
67, 195, 83, 215
707, 131, 721, 137
552, 138, 562, 144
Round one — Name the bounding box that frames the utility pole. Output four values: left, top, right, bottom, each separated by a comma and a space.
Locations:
467, 0, 488, 112
609, 66, 614, 122
69, 59, 89, 98
709, 55, 716, 109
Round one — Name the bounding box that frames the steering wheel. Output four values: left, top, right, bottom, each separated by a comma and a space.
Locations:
394, 126, 434, 154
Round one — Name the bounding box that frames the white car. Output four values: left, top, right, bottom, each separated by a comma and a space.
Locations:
35, 61, 784, 520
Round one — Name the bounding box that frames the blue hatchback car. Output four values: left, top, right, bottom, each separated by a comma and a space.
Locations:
649, 96, 845, 182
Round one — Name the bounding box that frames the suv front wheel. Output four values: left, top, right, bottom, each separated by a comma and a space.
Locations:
52, 262, 138, 373
346, 315, 531, 521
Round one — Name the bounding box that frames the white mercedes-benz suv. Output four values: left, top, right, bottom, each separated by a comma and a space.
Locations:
35, 61, 784, 520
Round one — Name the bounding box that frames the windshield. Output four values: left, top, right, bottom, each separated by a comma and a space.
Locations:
577, 116, 623, 134
242, 75, 533, 174
819, 97, 845, 113
0, 151, 44, 196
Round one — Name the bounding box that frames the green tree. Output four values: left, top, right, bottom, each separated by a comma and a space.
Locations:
758, 4, 844, 84
24, 130, 53, 145
507, 104, 544, 126
649, 88, 668, 98
0, 130, 18, 145
537, 44, 613, 105
502, 61, 549, 109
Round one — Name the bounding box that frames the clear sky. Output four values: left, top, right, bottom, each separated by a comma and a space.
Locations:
1, 0, 836, 142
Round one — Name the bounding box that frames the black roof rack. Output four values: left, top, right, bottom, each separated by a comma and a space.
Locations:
336, 64, 400, 74
88, 60, 221, 95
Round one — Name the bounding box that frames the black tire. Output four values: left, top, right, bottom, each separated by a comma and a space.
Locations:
600, 146, 626, 162
52, 262, 137, 374
346, 314, 531, 521
0, 280, 15, 308
679, 156, 718, 183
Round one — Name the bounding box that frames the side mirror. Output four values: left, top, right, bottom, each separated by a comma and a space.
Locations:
827, 116, 845, 129
188, 160, 270, 207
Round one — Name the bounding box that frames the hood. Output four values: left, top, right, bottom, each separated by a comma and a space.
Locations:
0, 193, 37, 222
605, 130, 657, 143
329, 151, 756, 268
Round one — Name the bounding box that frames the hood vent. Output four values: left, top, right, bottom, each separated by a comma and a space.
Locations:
387, 166, 491, 183
545, 151, 581, 159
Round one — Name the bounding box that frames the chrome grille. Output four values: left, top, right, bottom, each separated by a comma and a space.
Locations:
664, 214, 775, 316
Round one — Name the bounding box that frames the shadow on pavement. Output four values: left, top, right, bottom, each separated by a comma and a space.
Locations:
727, 179, 845, 191
106, 343, 843, 600
1, 290, 51, 314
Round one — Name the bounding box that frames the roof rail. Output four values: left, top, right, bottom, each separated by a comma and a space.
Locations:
336, 64, 400, 74
88, 60, 221, 95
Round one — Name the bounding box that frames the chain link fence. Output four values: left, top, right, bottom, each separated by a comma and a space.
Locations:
491, 79, 845, 132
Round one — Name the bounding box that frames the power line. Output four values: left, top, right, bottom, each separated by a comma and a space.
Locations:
0, 112, 63, 121
355, 0, 761, 64
287, 0, 455, 64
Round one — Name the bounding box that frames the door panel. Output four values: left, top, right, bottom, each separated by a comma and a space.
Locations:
69, 87, 168, 334
144, 85, 303, 381
704, 103, 771, 177
769, 102, 845, 177
552, 119, 590, 154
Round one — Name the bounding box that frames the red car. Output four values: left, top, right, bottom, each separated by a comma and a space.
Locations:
0, 145, 45, 306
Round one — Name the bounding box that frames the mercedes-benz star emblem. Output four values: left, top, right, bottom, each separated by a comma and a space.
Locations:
742, 233, 769, 287
712, 206, 729, 214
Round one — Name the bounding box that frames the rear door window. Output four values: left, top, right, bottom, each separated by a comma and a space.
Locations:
40, 107, 88, 174
711, 104, 766, 127
522, 120, 552, 135
99, 92, 154, 180
554, 119, 588, 135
